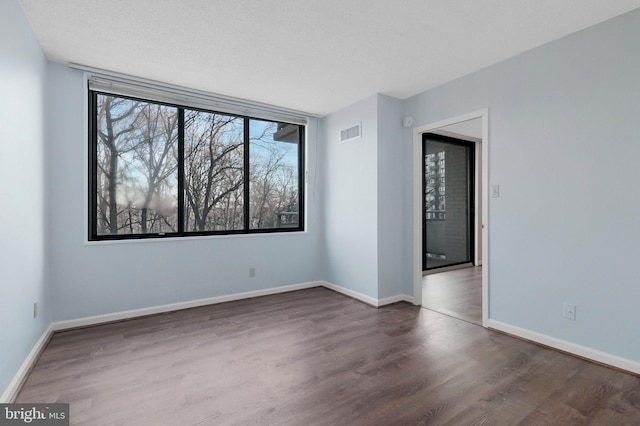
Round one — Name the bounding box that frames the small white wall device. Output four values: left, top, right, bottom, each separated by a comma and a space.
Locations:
402, 115, 414, 127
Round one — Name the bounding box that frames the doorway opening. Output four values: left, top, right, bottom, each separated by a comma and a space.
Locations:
423, 133, 475, 272
412, 109, 489, 327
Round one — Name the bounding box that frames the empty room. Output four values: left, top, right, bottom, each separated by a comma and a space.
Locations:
3, 1, 640, 424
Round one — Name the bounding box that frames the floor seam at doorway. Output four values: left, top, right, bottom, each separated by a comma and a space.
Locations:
420, 306, 482, 327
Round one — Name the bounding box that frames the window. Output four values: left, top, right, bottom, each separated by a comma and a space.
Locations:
89, 91, 304, 240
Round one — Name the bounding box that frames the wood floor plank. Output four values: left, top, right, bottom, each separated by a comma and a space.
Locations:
15, 287, 640, 425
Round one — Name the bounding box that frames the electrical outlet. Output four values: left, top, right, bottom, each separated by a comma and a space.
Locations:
33, 301, 38, 319
563, 302, 576, 320
249, 267, 256, 277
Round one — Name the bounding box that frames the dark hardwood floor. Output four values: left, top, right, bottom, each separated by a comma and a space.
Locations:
423, 266, 482, 325
16, 287, 640, 425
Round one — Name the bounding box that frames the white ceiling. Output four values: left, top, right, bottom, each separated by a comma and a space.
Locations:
19, 0, 640, 116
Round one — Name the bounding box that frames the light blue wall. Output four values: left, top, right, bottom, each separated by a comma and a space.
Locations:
320, 95, 379, 298
319, 94, 412, 300
0, 0, 51, 395
404, 9, 640, 361
46, 65, 322, 321
376, 95, 408, 299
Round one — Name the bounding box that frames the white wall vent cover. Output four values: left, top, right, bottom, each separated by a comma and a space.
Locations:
339, 123, 361, 143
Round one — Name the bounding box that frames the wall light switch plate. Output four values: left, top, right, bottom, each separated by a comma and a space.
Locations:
491, 185, 500, 198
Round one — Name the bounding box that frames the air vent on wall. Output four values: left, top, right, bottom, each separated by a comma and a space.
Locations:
339, 123, 361, 143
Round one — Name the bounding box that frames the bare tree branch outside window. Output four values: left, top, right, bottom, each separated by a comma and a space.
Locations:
91, 92, 303, 240
96, 95, 178, 235
184, 110, 244, 232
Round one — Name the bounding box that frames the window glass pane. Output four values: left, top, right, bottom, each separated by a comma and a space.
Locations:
91, 87, 304, 241
95, 94, 178, 235
249, 120, 300, 229
184, 110, 244, 231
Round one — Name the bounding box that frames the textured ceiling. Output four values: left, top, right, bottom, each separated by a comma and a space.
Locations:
19, 0, 640, 116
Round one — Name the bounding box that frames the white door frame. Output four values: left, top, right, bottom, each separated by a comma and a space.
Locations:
412, 109, 489, 327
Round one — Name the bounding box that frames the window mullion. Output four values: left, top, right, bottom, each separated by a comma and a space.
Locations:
178, 108, 185, 235
243, 117, 250, 231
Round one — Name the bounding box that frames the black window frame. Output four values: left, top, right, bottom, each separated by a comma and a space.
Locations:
88, 89, 305, 241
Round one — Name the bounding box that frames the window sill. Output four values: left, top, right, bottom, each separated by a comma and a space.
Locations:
84, 229, 309, 246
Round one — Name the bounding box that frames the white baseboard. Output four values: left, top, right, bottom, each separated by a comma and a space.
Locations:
319, 281, 414, 307
52, 281, 323, 331
1, 324, 54, 403
378, 294, 415, 306
319, 281, 380, 307
3, 281, 415, 401
52, 281, 415, 331
487, 319, 640, 375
